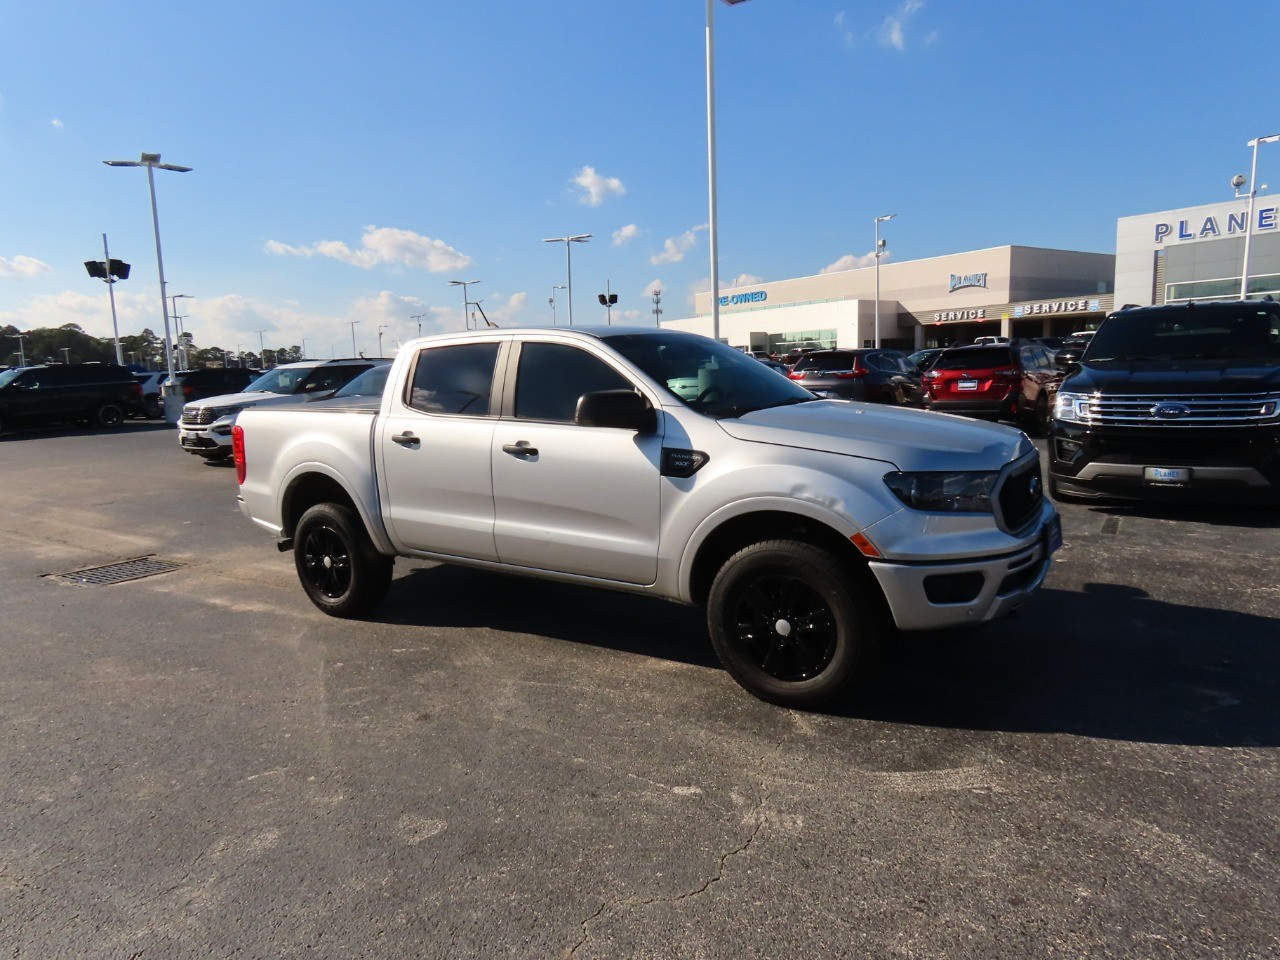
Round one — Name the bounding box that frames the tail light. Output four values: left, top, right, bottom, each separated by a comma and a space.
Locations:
183, 384, 194, 397
834, 357, 868, 379
787, 370, 805, 380
232, 425, 246, 484
130, 383, 143, 398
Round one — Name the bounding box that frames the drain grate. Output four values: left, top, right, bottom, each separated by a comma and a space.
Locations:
1101, 516, 1122, 536
47, 556, 184, 586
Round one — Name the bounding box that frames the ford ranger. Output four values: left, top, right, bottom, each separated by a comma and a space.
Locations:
234, 328, 1061, 707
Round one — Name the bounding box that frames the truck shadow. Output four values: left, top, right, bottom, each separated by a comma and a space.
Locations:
379, 566, 1279, 748
855, 583, 1280, 748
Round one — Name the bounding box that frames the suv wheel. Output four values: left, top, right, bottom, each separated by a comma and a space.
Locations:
706, 540, 883, 708
95, 403, 125, 428
294, 503, 393, 617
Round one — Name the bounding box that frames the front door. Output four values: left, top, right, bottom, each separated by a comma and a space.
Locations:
490, 340, 664, 585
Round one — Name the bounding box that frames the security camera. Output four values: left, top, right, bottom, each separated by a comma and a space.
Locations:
1232, 173, 1247, 193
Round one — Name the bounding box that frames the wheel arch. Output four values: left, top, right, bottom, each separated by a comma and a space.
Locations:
685, 508, 877, 608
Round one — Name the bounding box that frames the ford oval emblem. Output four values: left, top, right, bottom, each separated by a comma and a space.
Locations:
1151, 402, 1191, 419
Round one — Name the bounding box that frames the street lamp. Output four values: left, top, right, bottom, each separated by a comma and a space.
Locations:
349, 320, 360, 356
377, 324, 388, 356
706, 0, 752, 343
410, 313, 427, 338
448, 280, 481, 329
103, 152, 192, 404
255, 329, 269, 369
597, 280, 618, 324
1240, 134, 1280, 299
170, 293, 193, 368
874, 213, 896, 348
83, 233, 130, 364
549, 284, 566, 326
8, 334, 27, 367
542, 235, 591, 326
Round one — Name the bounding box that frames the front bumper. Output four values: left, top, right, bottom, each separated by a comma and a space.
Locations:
177, 418, 234, 456
867, 507, 1061, 631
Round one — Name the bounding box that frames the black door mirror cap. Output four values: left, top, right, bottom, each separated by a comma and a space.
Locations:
575, 389, 656, 432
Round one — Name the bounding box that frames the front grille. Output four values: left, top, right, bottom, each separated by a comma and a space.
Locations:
181, 408, 216, 426
1076, 392, 1280, 428
997, 457, 1043, 534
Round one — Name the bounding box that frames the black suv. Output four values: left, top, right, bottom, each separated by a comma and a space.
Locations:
1049, 300, 1280, 502
165, 367, 259, 404
0, 364, 143, 435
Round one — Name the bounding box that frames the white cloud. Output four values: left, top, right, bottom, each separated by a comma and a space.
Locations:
612, 224, 640, 246
651, 224, 707, 265
573, 166, 626, 206
51, 118, 64, 129
0, 255, 52, 279
643, 278, 664, 296
834, 12, 856, 48
822, 252, 884, 273
879, 0, 925, 51
265, 226, 472, 273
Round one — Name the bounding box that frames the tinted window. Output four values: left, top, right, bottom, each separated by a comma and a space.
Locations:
514, 342, 631, 422
1089, 304, 1280, 361
794, 351, 858, 372
299, 364, 369, 393
866, 352, 900, 373
932, 348, 1015, 371
333, 364, 390, 398
408, 343, 499, 416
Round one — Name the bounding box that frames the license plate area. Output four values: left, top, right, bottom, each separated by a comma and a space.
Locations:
956, 379, 978, 391
1144, 466, 1190, 485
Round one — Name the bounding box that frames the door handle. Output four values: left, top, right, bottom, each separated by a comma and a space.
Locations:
502, 442, 538, 458
391, 431, 420, 446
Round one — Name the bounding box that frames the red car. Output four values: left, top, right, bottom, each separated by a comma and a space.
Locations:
922, 342, 1063, 433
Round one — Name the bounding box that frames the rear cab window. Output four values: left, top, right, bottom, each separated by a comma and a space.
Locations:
407, 342, 501, 416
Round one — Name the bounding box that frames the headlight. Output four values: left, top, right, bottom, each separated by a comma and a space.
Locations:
882, 471, 998, 513
1053, 391, 1095, 423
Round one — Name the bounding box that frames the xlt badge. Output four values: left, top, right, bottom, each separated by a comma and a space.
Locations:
662, 448, 709, 478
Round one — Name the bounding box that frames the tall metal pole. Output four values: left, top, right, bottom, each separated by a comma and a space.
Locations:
564, 243, 575, 327
1240, 134, 1280, 299
350, 320, 359, 355
874, 213, 896, 348
102, 234, 123, 363
144, 163, 177, 384
706, 0, 722, 342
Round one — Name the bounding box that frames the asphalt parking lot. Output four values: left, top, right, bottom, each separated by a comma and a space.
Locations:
2, 421, 1278, 959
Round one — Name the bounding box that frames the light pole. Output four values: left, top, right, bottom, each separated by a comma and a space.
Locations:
301, 339, 309, 360
549, 284, 566, 326
874, 213, 896, 348
60, 347, 71, 364
410, 313, 427, 338
706, 0, 752, 343
597, 279, 618, 324
255, 329, 269, 369
235, 344, 243, 369
1240, 134, 1280, 299
377, 324, 388, 356
9, 334, 27, 367
349, 320, 360, 356
103, 152, 192, 412
448, 280, 481, 329
84, 234, 129, 363
542, 235, 591, 326
170, 293, 192, 368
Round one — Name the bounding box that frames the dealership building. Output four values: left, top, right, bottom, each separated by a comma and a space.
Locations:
661, 195, 1280, 355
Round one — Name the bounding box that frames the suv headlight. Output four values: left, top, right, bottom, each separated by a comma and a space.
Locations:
883, 471, 998, 513
1053, 391, 1095, 423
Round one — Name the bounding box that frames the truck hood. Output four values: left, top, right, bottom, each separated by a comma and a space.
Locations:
1065, 357, 1280, 394
716, 400, 1028, 471
185, 389, 332, 415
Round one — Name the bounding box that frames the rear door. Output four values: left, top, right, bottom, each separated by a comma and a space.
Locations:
376, 340, 504, 561
490, 339, 664, 584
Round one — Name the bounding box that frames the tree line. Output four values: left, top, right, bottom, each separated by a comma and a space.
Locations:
1, 323, 303, 370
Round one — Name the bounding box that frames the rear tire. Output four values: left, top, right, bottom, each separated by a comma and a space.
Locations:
294, 503, 393, 617
706, 539, 884, 708
95, 403, 125, 428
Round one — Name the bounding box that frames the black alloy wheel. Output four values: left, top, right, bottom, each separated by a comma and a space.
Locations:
293, 502, 393, 617
706, 539, 882, 708
95, 403, 125, 428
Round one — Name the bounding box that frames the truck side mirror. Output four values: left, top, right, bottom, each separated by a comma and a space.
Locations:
575, 389, 656, 432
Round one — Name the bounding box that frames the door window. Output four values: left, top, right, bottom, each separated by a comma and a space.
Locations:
407, 343, 500, 416
514, 342, 631, 422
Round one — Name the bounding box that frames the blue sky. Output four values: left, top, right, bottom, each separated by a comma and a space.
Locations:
2, 0, 1278, 361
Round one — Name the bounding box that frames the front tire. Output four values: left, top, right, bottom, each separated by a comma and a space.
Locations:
706, 540, 884, 708
294, 503, 393, 617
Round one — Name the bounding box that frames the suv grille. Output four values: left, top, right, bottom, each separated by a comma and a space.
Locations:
997, 457, 1043, 534
1078, 392, 1280, 427
181, 409, 216, 426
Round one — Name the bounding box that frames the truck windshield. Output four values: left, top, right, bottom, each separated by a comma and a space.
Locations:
603, 332, 815, 417
0, 369, 24, 388
1088, 303, 1280, 363
244, 365, 321, 394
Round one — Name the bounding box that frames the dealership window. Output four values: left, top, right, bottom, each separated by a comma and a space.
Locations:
768, 330, 835, 356
1166, 273, 1280, 303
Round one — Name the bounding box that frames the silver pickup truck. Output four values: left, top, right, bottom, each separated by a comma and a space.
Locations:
234, 327, 1060, 708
